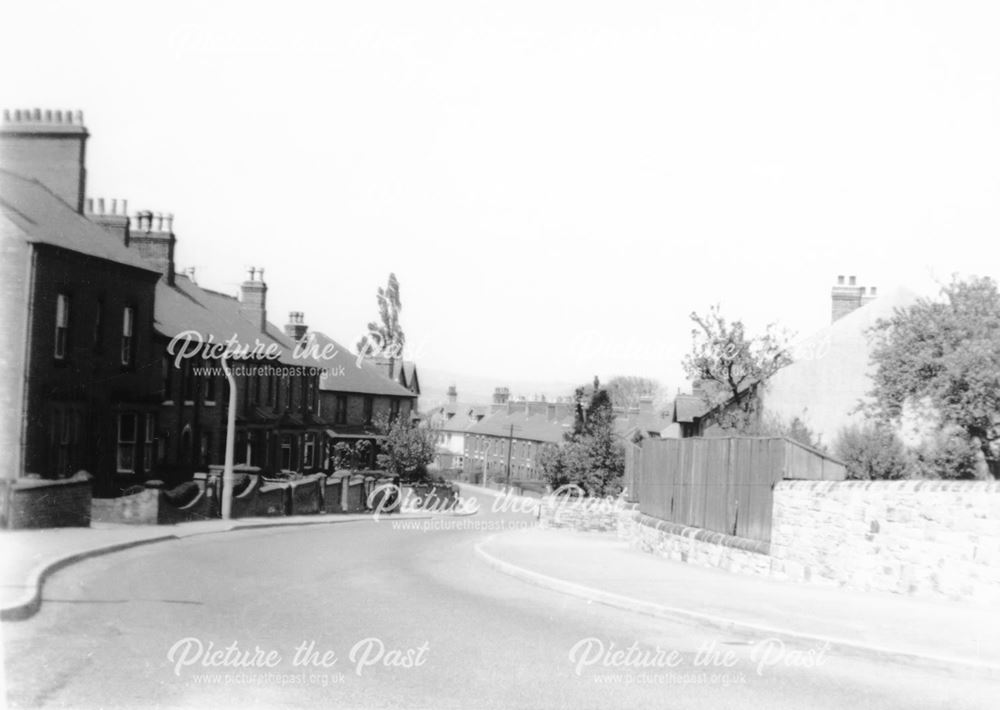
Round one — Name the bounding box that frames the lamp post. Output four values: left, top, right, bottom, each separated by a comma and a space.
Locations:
220, 352, 236, 519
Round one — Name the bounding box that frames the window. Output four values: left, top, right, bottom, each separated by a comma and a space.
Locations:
182, 360, 195, 402
304, 433, 315, 469
121, 306, 134, 366
306, 377, 316, 413
144, 414, 155, 472
158, 430, 170, 464
280, 435, 293, 471
93, 297, 104, 351
180, 425, 193, 464
282, 373, 292, 410
161, 355, 174, 401
244, 431, 254, 465
117, 413, 138, 473
363, 396, 374, 425
267, 372, 276, 406
204, 367, 216, 402
334, 396, 347, 425
390, 399, 400, 422
54, 293, 69, 359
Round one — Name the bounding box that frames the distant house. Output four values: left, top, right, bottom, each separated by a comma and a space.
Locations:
288, 327, 418, 469
424, 385, 489, 470
614, 396, 666, 442
364, 356, 420, 398
460, 387, 580, 485
678, 276, 924, 448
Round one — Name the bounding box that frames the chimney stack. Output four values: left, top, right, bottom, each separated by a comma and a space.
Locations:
85, 197, 129, 244
239, 267, 268, 332
447, 385, 458, 406
831, 274, 877, 323
491, 386, 510, 413
284, 311, 308, 342
0, 108, 89, 213
638, 395, 654, 414
128, 210, 176, 284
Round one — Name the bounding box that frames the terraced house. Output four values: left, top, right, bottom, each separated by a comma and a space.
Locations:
0, 108, 420, 525
0, 110, 162, 497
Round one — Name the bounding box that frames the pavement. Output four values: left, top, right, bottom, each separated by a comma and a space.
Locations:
476, 526, 1000, 677
4, 480, 998, 686
0, 513, 424, 621
7, 507, 997, 709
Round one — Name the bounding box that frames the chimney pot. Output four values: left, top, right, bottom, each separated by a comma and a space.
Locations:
849, 275, 856, 286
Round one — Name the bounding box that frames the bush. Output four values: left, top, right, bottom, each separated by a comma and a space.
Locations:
834, 423, 909, 480
908, 429, 981, 480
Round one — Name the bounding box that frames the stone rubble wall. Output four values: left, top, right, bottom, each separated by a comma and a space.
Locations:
537, 480, 1000, 604
769, 480, 1000, 603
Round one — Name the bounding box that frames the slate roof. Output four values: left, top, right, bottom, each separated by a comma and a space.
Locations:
308, 331, 417, 398
673, 394, 709, 424
466, 410, 573, 444
614, 410, 667, 438
155, 274, 305, 367
0, 169, 160, 273
433, 403, 490, 434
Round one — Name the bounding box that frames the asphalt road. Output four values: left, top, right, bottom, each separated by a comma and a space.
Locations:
3, 506, 997, 709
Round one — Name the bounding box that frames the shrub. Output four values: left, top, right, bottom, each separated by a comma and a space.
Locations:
908, 429, 981, 480
833, 423, 909, 480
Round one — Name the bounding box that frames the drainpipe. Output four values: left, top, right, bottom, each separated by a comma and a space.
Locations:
220, 353, 236, 519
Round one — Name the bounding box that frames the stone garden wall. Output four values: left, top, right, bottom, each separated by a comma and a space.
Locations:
539, 480, 1000, 604
769, 479, 1000, 603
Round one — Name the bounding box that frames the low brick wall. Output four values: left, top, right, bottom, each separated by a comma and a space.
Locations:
91, 488, 159, 525
770, 480, 1000, 602
1, 472, 93, 528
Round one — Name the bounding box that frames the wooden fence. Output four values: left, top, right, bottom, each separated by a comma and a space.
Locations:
633, 437, 845, 543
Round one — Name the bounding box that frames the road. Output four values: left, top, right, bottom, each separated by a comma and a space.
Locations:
2, 505, 996, 709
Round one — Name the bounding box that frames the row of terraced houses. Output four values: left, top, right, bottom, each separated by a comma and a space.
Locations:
0, 108, 419, 501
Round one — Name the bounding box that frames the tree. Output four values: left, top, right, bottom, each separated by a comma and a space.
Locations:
540, 378, 625, 496
374, 415, 436, 481
682, 306, 793, 431
748, 413, 825, 452
356, 273, 405, 362
606, 376, 662, 410
867, 275, 1000, 479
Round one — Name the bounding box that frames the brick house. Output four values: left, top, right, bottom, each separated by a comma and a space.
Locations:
364, 356, 421, 398
424, 385, 488, 470
0, 110, 163, 496
286, 324, 418, 469
463, 388, 575, 485
150, 266, 329, 483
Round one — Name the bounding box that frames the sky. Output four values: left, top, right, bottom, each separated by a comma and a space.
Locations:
3, 1, 1000, 402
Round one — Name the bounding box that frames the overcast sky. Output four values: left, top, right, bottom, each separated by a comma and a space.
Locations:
3, 1, 999, 397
